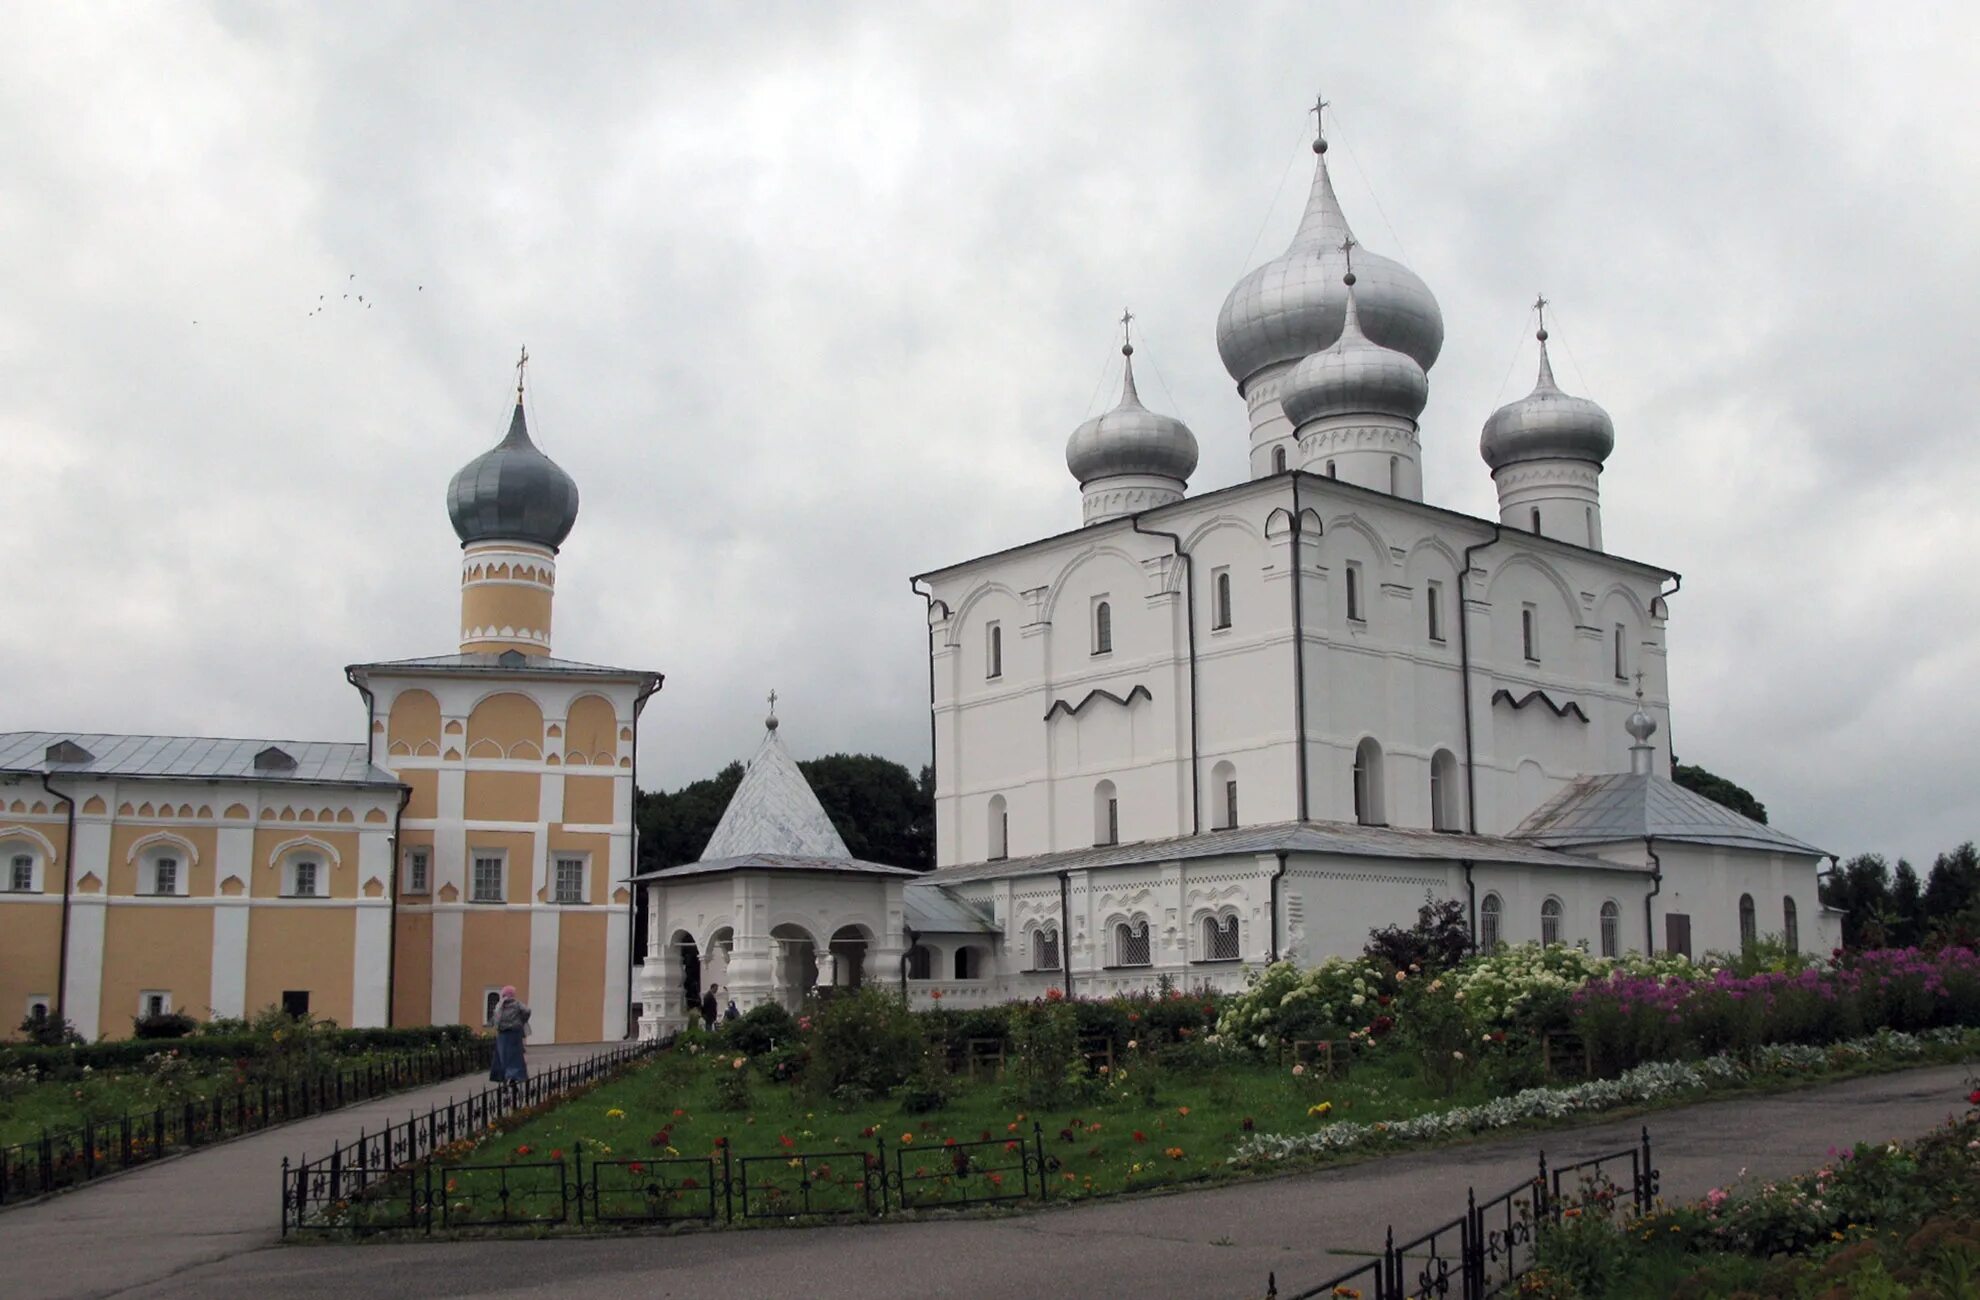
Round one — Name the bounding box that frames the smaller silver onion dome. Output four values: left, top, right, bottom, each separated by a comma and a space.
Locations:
448, 392, 581, 551
1280, 269, 1429, 427
1480, 323, 1616, 472
1626, 703, 1658, 743
1066, 343, 1199, 487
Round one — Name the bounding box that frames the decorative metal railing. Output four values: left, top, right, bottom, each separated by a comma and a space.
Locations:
1265, 1129, 1659, 1300
283, 1097, 1061, 1235
0, 1041, 491, 1206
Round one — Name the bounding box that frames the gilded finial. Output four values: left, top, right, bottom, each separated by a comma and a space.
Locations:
1310, 92, 1329, 155
765, 688, 779, 732
1119, 307, 1134, 358
1533, 295, 1549, 343
1340, 235, 1357, 287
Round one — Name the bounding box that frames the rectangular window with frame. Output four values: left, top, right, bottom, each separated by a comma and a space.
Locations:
471, 855, 505, 903
153, 857, 179, 895
9, 855, 32, 892
986, 622, 1002, 679
1211, 567, 1233, 630
1205, 915, 1241, 962
1224, 780, 1239, 831
1613, 624, 1627, 680
1522, 605, 1539, 663
291, 860, 318, 898
1031, 928, 1061, 972
1426, 581, 1444, 643
140, 991, 170, 1019
405, 848, 430, 895
1091, 596, 1113, 655
1346, 564, 1364, 623
1115, 921, 1151, 968
554, 856, 585, 904
1104, 798, 1119, 846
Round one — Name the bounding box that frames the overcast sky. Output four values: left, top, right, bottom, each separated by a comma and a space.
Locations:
2, 3, 1974, 866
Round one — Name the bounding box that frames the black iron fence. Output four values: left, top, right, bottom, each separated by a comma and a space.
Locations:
285, 1105, 1062, 1235
1266, 1128, 1658, 1300
0, 1041, 491, 1206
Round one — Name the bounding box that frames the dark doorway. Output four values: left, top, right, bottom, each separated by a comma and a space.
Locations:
281, 990, 311, 1018
1664, 913, 1692, 959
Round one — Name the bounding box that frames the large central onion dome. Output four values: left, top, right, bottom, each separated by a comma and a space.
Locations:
1066, 342, 1199, 487
1480, 327, 1615, 471
448, 393, 581, 550
1217, 125, 1443, 388
1279, 268, 1429, 427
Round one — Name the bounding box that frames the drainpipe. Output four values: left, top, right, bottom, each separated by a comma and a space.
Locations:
345, 668, 377, 767
1457, 524, 1505, 834
1057, 870, 1075, 999
1267, 851, 1288, 962
1652, 575, 1682, 775
1127, 518, 1200, 835
909, 582, 947, 867
41, 774, 76, 1027
1461, 859, 1477, 951
628, 674, 665, 1038
1287, 478, 1310, 821
1643, 836, 1663, 955
385, 783, 410, 1027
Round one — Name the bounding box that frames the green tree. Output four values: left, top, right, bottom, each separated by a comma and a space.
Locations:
1820, 854, 1892, 949
1672, 763, 1768, 824
634, 754, 931, 872
1924, 843, 1980, 933
1890, 859, 1926, 946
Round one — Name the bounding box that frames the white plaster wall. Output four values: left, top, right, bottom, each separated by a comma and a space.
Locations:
351, 902, 390, 1027
64, 897, 106, 1040
210, 900, 249, 1019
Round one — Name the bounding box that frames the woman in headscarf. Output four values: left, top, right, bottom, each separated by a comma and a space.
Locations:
489, 984, 530, 1086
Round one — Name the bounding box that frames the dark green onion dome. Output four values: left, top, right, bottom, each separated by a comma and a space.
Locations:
447, 398, 580, 550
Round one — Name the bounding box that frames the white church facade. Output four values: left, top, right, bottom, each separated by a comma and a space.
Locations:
632, 104, 1835, 1037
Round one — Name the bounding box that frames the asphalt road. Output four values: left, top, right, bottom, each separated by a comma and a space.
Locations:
3, 1061, 1970, 1300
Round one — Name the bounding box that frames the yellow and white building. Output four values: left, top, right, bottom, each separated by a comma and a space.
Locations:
0, 375, 661, 1042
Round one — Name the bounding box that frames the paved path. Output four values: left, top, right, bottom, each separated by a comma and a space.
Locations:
1, 1061, 1969, 1300
0, 1042, 603, 1300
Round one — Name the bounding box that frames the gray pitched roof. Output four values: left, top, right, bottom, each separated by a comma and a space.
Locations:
630, 852, 917, 882
904, 883, 999, 934
0, 732, 400, 787
347, 652, 660, 685
1509, 773, 1825, 856
700, 724, 851, 860
920, 818, 1628, 886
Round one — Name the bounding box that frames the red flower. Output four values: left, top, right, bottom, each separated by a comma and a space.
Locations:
681, 1176, 698, 1189
1132, 1130, 1147, 1143
859, 1126, 876, 1139
1045, 987, 1064, 1002
944, 1137, 957, 1147
778, 1134, 795, 1149
1005, 1140, 1021, 1152
714, 1136, 728, 1148
929, 989, 943, 1000
628, 1161, 646, 1175
549, 1147, 564, 1160
1241, 1117, 1255, 1132
672, 1108, 686, 1118
1968, 1089, 1980, 1105
1058, 1128, 1076, 1143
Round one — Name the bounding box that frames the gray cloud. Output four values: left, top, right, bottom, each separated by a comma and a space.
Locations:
2, 2, 1973, 865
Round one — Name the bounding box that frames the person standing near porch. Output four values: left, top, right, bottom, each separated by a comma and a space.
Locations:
489, 985, 530, 1086
700, 985, 719, 1030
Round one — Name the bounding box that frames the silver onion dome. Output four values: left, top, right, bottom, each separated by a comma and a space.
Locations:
1066, 345, 1199, 486
1216, 133, 1443, 387
1280, 274, 1429, 427
1625, 702, 1658, 743
1480, 329, 1616, 472
447, 396, 581, 550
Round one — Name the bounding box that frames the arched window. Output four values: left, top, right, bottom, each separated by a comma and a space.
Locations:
1599, 900, 1620, 958
1480, 893, 1502, 951
1352, 738, 1385, 826
987, 795, 1008, 861
1092, 600, 1113, 655
1093, 780, 1119, 847
1541, 897, 1563, 946
1272, 446, 1287, 474
1345, 564, 1363, 622
1738, 894, 1757, 950
906, 945, 933, 980
1031, 926, 1061, 972
1114, 920, 1151, 968
954, 947, 978, 980
1388, 455, 1399, 494
1430, 749, 1460, 831
1213, 569, 1233, 630
1202, 914, 1240, 962
140, 844, 189, 897
1325, 460, 1337, 478
1210, 760, 1238, 830
1613, 624, 1627, 681
1783, 896, 1799, 951
986, 622, 1003, 679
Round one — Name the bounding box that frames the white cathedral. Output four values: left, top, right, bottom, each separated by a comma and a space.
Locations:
634, 106, 1835, 1036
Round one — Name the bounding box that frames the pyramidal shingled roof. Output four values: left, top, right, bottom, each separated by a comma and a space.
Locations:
699, 723, 852, 861
1509, 772, 1825, 857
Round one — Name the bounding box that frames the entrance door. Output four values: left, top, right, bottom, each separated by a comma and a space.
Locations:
1664, 913, 1692, 959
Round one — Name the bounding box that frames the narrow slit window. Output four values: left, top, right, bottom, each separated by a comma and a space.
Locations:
406, 849, 429, 894
1224, 779, 1239, 831
986, 622, 1002, 679
1346, 564, 1363, 623
1613, 624, 1627, 680
1093, 600, 1112, 655
1530, 506, 1542, 535
1272, 446, 1287, 473
1522, 606, 1538, 662
1426, 581, 1443, 642
1212, 568, 1232, 630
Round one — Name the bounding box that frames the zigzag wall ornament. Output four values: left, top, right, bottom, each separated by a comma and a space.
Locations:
1491, 688, 1591, 723
1042, 683, 1153, 721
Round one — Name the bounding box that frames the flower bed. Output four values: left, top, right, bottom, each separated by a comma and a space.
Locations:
1521, 1086, 1980, 1298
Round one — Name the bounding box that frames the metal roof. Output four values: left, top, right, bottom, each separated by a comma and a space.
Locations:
627, 852, 918, 883
904, 883, 999, 934
919, 818, 1628, 886
1509, 773, 1825, 857
700, 722, 851, 861
347, 652, 659, 684
0, 732, 400, 787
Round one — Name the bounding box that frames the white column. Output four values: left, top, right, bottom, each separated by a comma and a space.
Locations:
528, 907, 559, 1041
64, 896, 107, 1040
210, 899, 249, 1019
432, 906, 463, 1026
351, 900, 391, 1027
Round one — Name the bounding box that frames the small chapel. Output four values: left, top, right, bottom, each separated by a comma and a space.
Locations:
630, 100, 1836, 1036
